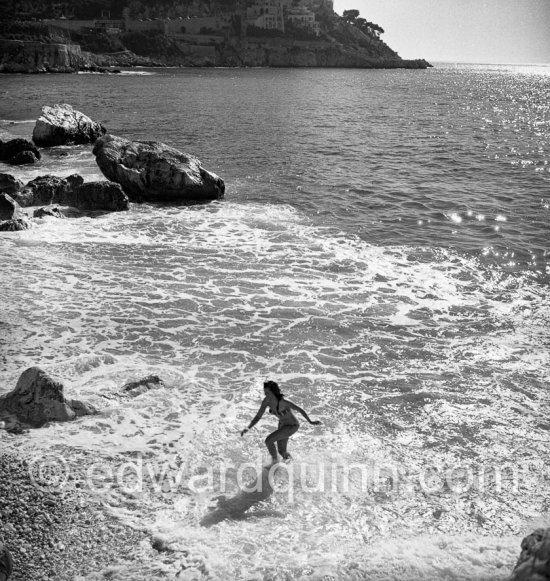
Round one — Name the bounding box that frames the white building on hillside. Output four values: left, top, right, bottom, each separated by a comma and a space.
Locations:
287, 6, 320, 35
246, 0, 285, 32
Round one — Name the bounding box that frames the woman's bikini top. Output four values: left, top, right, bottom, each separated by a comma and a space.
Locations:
269, 399, 291, 418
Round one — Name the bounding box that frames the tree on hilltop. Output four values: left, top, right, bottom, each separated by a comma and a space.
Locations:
340, 9, 385, 36
342, 9, 359, 23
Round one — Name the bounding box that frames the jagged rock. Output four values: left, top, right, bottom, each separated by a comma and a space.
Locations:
509, 528, 550, 581
93, 134, 225, 203
33, 206, 65, 219
7, 150, 39, 165
122, 375, 165, 397
0, 138, 41, 162
58, 181, 129, 212
0, 173, 24, 195
0, 541, 13, 581
0, 193, 22, 221
0, 218, 30, 231
0, 367, 97, 428
14, 174, 84, 207
11, 174, 128, 213
32, 104, 106, 147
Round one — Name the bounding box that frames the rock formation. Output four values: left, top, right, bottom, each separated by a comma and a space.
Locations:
0, 367, 97, 428
0, 194, 30, 230
0, 173, 23, 195
509, 528, 550, 581
7, 151, 39, 165
32, 104, 106, 147
121, 375, 165, 397
9, 174, 129, 213
0, 138, 41, 165
0, 40, 90, 73
56, 181, 129, 212
33, 206, 65, 219
0, 193, 22, 221
13, 174, 83, 207
0, 218, 30, 231
93, 134, 225, 203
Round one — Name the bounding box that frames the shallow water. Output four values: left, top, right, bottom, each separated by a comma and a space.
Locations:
0, 63, 549, 580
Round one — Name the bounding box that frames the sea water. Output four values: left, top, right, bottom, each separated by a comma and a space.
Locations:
0, 63, 549, 580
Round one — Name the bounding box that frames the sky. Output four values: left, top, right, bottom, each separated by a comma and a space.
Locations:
332, 0, 550, 64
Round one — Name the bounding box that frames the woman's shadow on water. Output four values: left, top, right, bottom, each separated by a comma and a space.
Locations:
200, 465, 286, 527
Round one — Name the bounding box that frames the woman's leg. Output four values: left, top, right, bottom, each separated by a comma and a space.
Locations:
265, 424, 299, 461
277, 438, 289, 458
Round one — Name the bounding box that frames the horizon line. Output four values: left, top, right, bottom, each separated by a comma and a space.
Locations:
417, 59, 550, 67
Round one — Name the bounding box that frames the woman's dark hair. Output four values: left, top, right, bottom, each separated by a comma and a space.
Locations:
264, 380, 284, 400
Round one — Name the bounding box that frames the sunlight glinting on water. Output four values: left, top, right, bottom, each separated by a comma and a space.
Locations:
1, 63, 549, 580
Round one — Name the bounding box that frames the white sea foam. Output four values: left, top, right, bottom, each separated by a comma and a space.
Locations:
119, 70, 156, 76
1, 199, 547, 579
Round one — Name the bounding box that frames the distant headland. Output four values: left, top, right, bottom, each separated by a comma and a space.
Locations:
0, 0, 431, 71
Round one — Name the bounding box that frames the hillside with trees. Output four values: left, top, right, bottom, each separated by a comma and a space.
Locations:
0, 0, 431, 70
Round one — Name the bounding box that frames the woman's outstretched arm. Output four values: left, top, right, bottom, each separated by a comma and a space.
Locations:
241, 398, 268, 436
288, 401, 322, 425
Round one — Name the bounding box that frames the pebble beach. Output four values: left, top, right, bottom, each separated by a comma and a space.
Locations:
0, 449, 149, 580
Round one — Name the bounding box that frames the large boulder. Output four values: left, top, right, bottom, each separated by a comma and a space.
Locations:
509, 528, 550, 581
58, 181, 129, 212
0, 367, 97, 428
0, 542, 13, 581
0, 193, 22, 221
0, 138, 41, 162
93, 134, 225, 203
0, 173, 24, 195
32, 104, 106, 147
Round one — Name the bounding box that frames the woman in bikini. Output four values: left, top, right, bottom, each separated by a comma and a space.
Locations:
241, 380, 321, 464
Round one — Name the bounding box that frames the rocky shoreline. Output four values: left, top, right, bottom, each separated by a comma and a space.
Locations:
0, 371, 188, 580
0, 103, 226, 232
0, 37, 431, 73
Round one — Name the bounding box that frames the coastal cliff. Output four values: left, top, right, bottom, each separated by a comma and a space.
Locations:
0, 4, 431, 71
215, 39, 429, 68
88, 33, 430, 69
0, 36, 430, 71
0, 40, 91, 73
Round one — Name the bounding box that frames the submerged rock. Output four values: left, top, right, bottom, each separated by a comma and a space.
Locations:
0, 173, 24, 195
509, 528, 550, 581
33, 206, 65, 219
151, 535, 173, 553
0, 542, 13, 581
121, 375, 165, 397
0, 366, 97, 427
32, 104, 106, 147
93, 134, 225, 203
